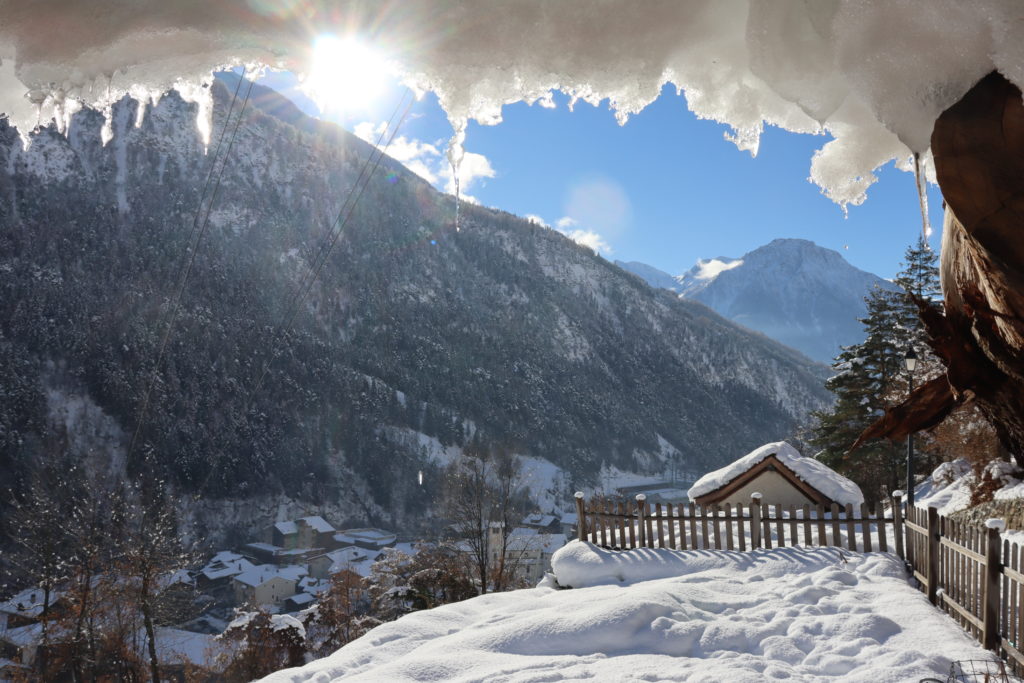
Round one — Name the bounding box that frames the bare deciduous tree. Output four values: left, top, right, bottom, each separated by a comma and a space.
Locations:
441, 441, 527, 594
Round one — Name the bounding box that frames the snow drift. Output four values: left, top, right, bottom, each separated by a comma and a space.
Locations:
2, 1, 1023, 206
261, 542, 995, 682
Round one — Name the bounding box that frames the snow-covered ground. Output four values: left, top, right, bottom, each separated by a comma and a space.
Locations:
262, 542, 995, 682
915, 458, 1024, 513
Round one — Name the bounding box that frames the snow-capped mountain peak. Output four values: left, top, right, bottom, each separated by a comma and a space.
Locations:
618, 239, 896, 363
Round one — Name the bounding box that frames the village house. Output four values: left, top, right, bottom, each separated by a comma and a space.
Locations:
308, 546, 380, 580
231, 564, 306, 608
243, 542, 324, 566
196, 551, 255, 591
0, 587, 71, 671
296, 576, 329, 597
283, 592, 317, 612
271, 516, 337, 550
0, 587, 62, 631
0, 622, 43, 673
558, 512, 578, 539
151, 627, 222, 678
616, 483, 691, 505
488, 526, 567, 585
519, 513, 562, 534
333, 527, 397, 551
687, 441, 864, 509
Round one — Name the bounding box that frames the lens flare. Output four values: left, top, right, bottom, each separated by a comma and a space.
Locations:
305, 35, 389, 113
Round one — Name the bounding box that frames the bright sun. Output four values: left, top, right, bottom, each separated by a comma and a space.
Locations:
305, 35, 389, 113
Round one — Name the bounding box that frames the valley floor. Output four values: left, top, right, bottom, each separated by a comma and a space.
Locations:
262, 543, 996, 682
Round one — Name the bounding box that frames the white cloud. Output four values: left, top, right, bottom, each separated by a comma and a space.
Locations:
354, 120, 495, 200
544, 214, 613, 254
525, 214, 549, 227
694, 258, 744, 280
441, 150, 496, 200
564, 229, 613, 254
354, 121, 442, 184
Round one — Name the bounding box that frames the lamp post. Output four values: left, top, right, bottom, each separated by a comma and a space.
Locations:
904, 346, 918, 509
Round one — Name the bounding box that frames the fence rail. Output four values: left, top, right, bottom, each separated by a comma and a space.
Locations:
574, 492, 1023, 675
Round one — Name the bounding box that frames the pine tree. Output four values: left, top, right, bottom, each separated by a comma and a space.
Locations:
809, 237, 941, 502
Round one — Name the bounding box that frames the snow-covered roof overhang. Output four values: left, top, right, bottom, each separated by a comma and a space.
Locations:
1, 1, 1021, 208
688, 441, 864, 506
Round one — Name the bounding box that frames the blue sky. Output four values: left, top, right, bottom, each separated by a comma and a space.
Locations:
257, 69, 943, 281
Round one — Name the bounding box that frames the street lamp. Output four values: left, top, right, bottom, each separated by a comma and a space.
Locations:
904, 346, 918, 509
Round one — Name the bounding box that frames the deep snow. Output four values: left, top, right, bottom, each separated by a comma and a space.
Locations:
261, 542, 996, 682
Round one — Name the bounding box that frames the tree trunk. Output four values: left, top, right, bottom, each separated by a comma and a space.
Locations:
859, 71, 1024, 466
931, 71, 1024, 466
141, 574, 161, 683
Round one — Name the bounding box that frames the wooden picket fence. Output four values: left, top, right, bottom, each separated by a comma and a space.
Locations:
574, 492, 1024, 674
573, 492, 903, 554
903, 505, 1024, 675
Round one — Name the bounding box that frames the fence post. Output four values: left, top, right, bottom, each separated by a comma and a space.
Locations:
927, 506, 940, 605
636, 494, 648, 548
983, 519, 1005, 651
574, 492, 586, 542
750, 493, 763, 549
891, 492, 905, 562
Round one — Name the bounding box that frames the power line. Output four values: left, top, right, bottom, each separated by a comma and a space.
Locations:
126, 72, 255, 463
242, 88, 416, 409
195, 89, 416, 492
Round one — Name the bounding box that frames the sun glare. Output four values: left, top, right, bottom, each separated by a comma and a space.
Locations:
306, 35, 389, 113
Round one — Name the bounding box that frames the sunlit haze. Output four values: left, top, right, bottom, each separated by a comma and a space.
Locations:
303, 35, 390, 114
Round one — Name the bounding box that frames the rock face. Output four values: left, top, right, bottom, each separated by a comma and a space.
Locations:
620, 239, 896, 363
0, 80, 830, 532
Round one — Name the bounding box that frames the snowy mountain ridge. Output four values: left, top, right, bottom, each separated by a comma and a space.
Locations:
1, 79, 830, 542
618, 239, 898, 363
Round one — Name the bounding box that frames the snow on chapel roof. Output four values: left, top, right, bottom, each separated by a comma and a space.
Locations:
688, 441, 864, 506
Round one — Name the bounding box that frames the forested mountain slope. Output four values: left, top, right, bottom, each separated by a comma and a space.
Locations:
0, 81, 829, 530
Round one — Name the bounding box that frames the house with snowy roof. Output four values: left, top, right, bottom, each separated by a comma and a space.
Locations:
486, 527, 567, 585
283, 592, 317, 612
197, 551, 255, 589
687, 441, 864, 508
271, 516, 337, 550
308, 546, 381, 579
520, 513, 562, 534
333, 527, 397, 551
231, 564, 306, 607
0, 587, 65, 630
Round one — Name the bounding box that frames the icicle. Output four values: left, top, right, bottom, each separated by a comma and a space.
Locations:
25, 88, 46, 128
100, 106, 114, 146
912, 152, 932, 247
447, 121, 466, 233
453, 170, 461, 232
418, 470, 424, 486
52, 88, 66, 134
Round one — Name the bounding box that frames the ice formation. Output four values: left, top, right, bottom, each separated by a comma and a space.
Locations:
0, 1, 1020, 206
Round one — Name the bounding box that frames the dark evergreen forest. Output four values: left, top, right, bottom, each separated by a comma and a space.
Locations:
0, 80, 828, 527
